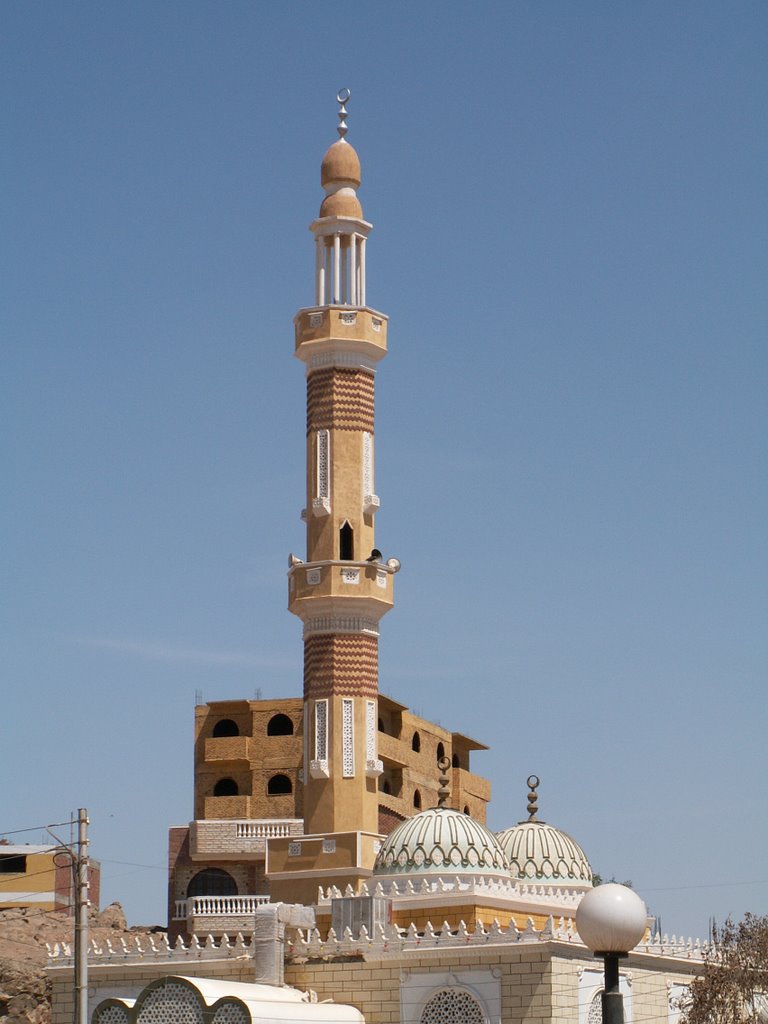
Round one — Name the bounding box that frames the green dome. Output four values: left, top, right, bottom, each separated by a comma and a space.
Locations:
496, 820, 592, 888
374, 807, 509, 881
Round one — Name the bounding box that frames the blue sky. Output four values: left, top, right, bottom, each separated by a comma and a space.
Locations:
3, 2, 766, 939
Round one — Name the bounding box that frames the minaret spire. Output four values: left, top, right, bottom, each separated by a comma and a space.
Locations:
310, 90, 370, 308
335, 87, 350, 140
288, 93, 397, 844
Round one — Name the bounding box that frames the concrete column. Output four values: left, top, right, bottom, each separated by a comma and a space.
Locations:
315, 237, 325, 306
333, 233, 341, 304
349, 233, 357, 305
359, 237, 366, 307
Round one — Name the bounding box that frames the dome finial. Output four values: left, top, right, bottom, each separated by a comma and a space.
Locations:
336, 88, 351, 141
526, 774, 540, 821
437, 756, 451, 807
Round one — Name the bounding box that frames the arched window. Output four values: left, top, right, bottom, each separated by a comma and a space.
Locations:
452, 753, 460, 768
420, 989, 485, 1024
412, 731, 421, 753
267, 713, 293, 736
213, 778, 238, 797
436, 742, 445, 763
212, 718, 239, 738
413, 789, 422, 810
463, 805, 470, 815
187, 868, 237, 898
339, 521, 354, 560
267, 774, 292, 795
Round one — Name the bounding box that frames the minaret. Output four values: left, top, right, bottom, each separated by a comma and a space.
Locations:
288, 91, 397, 839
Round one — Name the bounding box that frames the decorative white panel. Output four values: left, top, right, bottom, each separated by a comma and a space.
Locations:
579, 970, 633, 1024
365, 701, 381, 775
306, 568, 322, 585
372, 317, 382, 332
401, 969, 501, 1024
376, 571, 386, 589
668, 984, 689, 1024
322, 839, 336, 854
288, 842, 301, 857
307, 351, 377, 372
309, 312, 324, 328
340, 311, 357, 325
342, 699, 354, 777
304, 615, 380, 637
315, 700, 328, 761
341, 568, 360, 584
313, 430, 331, 517
362, 431, 380, 514
366, 700, 376, 761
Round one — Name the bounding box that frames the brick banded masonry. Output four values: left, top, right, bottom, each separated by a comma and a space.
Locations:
307, 368, 375, 434
304, 634, 378, 699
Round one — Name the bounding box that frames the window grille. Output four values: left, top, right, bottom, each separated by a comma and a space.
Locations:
420, 989, 485, 1024
136, 983, 203, 1024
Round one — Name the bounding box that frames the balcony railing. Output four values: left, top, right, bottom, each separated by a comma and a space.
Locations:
174, 894, 270, 920
235, 821, 299, 839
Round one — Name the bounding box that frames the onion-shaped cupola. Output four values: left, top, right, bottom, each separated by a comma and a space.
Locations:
373, 757, 509, 883
496, 775, 593, 889
374, 806, 510, 882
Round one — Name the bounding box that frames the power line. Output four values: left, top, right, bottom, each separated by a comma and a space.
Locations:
0, 821, 75, 838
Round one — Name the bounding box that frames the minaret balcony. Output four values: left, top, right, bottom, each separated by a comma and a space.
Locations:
294, 306, 388, 367
288, 559, 395, 627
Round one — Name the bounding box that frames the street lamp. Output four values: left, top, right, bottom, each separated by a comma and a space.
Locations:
576, 883, 648, 1024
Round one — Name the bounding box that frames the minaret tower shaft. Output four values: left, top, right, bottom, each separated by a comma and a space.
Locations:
288, 92, 396, 839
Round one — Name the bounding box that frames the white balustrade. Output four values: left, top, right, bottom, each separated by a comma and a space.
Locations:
235, 820, 302, 839
176, 895, 271, 920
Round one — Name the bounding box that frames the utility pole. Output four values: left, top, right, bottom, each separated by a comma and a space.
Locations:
73, 809, 89, 1024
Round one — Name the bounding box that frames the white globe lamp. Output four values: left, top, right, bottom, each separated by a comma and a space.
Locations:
576, 884, 648, 1024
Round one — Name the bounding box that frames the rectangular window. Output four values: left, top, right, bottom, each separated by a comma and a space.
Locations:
0, 855, 27, 874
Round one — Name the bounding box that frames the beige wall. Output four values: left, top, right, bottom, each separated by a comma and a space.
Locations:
50, 941, 701, 1024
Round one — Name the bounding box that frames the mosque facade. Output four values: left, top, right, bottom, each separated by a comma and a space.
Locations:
48, 93, 708, 1024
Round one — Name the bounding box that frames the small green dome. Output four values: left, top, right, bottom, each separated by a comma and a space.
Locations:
374, 807, 509, 880
496, 820, 592, 887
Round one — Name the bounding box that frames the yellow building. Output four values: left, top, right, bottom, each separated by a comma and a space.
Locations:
0, 843, 100, 913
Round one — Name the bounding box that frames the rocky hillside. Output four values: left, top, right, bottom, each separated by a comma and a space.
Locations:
0, 904, 164, 1024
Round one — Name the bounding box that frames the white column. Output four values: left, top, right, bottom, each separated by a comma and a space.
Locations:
359, 237, 366, 307
349, 233, 357, 305
324, 243, 332, 305
315, 237, 325, 306
333, 233, 341, 304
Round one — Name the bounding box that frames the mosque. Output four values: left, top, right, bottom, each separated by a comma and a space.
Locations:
48, 92, 707, 1024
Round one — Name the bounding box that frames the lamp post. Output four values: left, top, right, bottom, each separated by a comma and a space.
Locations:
576, 883, 648, 1024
